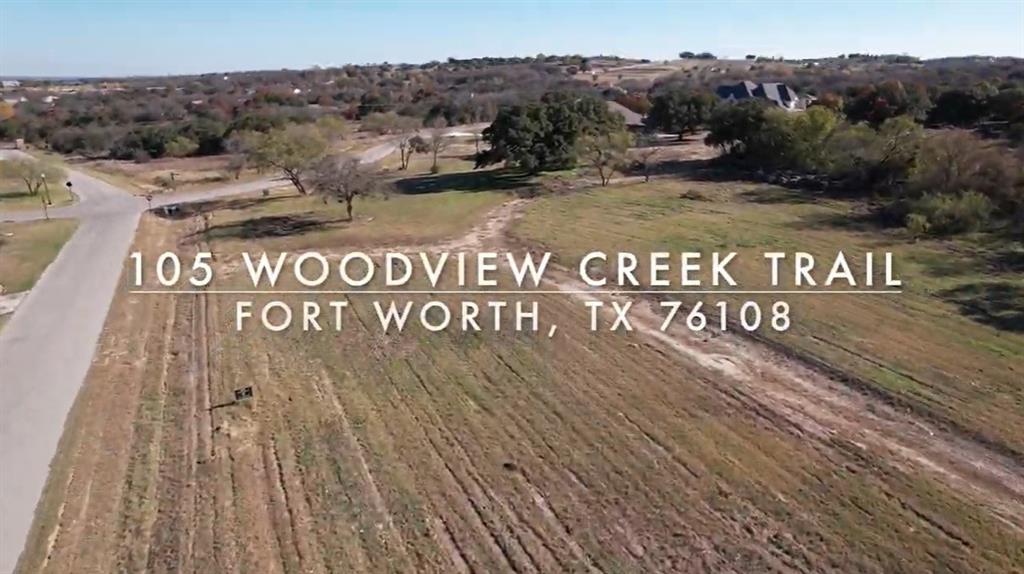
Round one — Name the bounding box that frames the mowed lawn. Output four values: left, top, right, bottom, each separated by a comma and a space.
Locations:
0, 174, 76, 211
511, 178, 1024, 459
0, 219, 78, 293
188, 186, 508, 253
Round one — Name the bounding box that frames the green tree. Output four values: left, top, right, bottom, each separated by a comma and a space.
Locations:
314, 115, 350, 141
844, 81, 931, 125
478, 92, 624, 173
789, 106, 840, 171
247, 124, 328, 195
644, 89, 717, 140
825, 115, 923, 191
927, 90, 985, 127
987, 88, 1024, 123
704, 101, 770, 156
165, 136, 199, 158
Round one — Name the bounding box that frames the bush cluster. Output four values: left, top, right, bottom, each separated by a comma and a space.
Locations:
705, 102, 1024, 235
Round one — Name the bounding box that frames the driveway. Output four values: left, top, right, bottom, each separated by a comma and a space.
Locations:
0, 142, 394, 573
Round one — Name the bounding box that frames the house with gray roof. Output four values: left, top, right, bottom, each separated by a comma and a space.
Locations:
715, 81, 803, 110
606, 100, 645, 129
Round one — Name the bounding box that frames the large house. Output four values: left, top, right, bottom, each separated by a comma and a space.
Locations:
715, 81, 803, 110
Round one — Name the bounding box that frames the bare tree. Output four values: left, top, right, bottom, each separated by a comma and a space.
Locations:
633, 133, 661, 183
578, 129, 631, 186
362, 112, 423, 170
311, 154, 382, 221
426, 117, 449, 174
225, 130, 254, 178
0, 159, 66, 203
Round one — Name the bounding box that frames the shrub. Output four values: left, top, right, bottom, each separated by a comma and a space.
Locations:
910, 130, 1023, 211
908, 191, 994, 234
905, 212, 931, 238
164, 136, 199, 158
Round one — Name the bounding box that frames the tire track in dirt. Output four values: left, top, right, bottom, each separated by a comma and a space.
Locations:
191, 289, 219, 574
463, 199, 1024, 535
261, 438, 306, 571
356, 197, 1024, 555
146, 294, 200, 573
345, 301, 515, 573
475, 310, 784, 570
268, 368, 371, 572
454, 328, 725, 568
468, 367, 610, 571
432, 516, 473, 574
179, 294, 201, 574
401, 359, 558, 574
259, 336, 377, 573
233, 351, 288, 574
311, 368, 414, 569
412, 332, 694, 570
113, 294, 178, 573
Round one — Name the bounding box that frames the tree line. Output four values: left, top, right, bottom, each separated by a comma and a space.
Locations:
703, 102, 1023, 236
0, 57, 592, 161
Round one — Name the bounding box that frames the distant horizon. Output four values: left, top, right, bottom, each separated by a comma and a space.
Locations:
1, 53, 1021, 82
1, 1, 1022, 78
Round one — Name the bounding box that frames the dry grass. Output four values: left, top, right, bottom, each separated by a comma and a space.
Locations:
17, 173, 1024, 573
510, 178, 1024, 459
76, 154, 262, 196
588, 58, 797, 88
183, 186, 509, 255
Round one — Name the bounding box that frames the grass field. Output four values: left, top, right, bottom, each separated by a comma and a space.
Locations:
0, 165, 76, 211
0, 219, 78, 293
17, 165, 1024, 573
510, 178, 1024, 459
180, 185, 509, 254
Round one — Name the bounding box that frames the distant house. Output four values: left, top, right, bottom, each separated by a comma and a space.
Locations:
716, 81, 802, 110
606, 100, 645, 130
1, 80, 21, 89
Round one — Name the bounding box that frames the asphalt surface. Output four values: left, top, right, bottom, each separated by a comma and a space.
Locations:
0, 140, 396, 573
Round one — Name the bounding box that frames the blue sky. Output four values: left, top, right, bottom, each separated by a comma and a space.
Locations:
1, 1, 1022, 77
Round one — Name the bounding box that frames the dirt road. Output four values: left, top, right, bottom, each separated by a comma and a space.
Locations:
0, 142, 399, 573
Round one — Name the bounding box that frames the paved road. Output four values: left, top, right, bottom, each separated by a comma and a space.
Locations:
0, 154, 145, 573
0, 141, 397, 573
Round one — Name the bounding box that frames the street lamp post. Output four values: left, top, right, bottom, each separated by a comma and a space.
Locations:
40, 173, 52, 205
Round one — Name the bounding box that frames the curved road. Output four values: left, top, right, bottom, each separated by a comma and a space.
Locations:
0, 141, 395, 573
